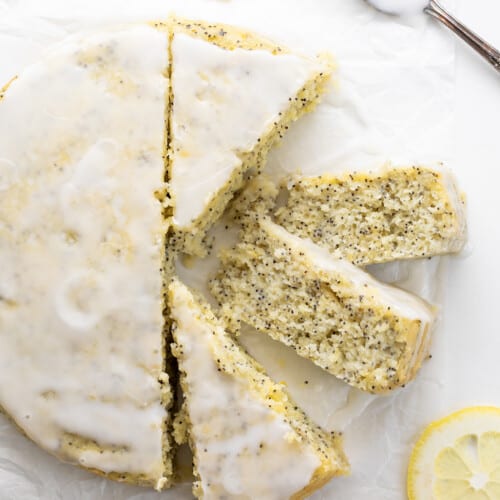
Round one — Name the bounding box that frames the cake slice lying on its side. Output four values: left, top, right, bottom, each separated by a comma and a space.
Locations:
275, 165, 467, 266
169, 279, 349, 499
210, 219, 437, 394
167, 18, 333, 256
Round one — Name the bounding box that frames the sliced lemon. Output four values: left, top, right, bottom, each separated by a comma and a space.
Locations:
408, 406, 500, 500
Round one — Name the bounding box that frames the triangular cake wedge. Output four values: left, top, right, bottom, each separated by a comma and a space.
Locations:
168, 18, 333, 255
169, 279, 349, 499
210, 218, 437, 394
276, 165, 467, 266
0, 26, 173, 489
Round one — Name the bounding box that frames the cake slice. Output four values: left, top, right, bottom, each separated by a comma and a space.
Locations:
275, 165, 467, 266
210, 219, 436, 393
167, 18, 333, 255
169, 279, 349, 499
0, 26, 173, 489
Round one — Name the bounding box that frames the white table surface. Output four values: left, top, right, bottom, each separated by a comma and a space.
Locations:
0, 1, 499, 499
447, 0, 500, 410
429, 3, 500, 499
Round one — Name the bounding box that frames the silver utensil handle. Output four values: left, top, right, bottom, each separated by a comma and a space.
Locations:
424, 0, 500, 72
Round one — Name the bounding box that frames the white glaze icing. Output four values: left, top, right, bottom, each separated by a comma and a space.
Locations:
170, 280, 321, 500
169, 33, 321, 228
0, 25, 169, 483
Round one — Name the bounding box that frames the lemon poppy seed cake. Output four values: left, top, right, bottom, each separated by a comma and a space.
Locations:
169, 279, 349, 499
0, 26, 174, 488
210, 218, 437, 393
0, 12, 467, 498
275, 165, 467, 266
166, 18, 334, 256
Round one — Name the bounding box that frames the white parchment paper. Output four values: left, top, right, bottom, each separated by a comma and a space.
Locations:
0, 0, 457, 499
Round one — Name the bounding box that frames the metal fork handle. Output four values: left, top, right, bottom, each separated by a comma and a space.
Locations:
424, 0, 500, 73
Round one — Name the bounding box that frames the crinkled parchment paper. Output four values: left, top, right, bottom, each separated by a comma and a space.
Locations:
0, 0, 457, 498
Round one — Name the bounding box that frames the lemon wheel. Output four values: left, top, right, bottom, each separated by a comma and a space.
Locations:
407, 406, 500, 500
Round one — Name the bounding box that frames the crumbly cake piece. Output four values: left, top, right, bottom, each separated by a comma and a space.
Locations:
0, 26, 174, 489
169, 279, 349, 499
164, 17, 333, 256
210, 219, 436, 394
228, 175, 279, 227
275, 165, 467, 266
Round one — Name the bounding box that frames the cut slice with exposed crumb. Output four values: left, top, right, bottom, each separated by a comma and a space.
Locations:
169, 279, 349, 499
275, 165, 467, 266
210, 218, 436, 393
167, 18, 333, 256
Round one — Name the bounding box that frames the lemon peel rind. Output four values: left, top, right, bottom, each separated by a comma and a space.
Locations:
407, 406, 500, 500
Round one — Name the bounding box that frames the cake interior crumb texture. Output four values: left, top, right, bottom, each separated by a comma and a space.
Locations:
165, 17, 334, 256
210, 218, 437, 394
276, 165, 467, 266
169, 279, 349, 500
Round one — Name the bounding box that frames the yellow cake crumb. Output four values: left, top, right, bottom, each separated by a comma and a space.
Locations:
276, 165, 467, 266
